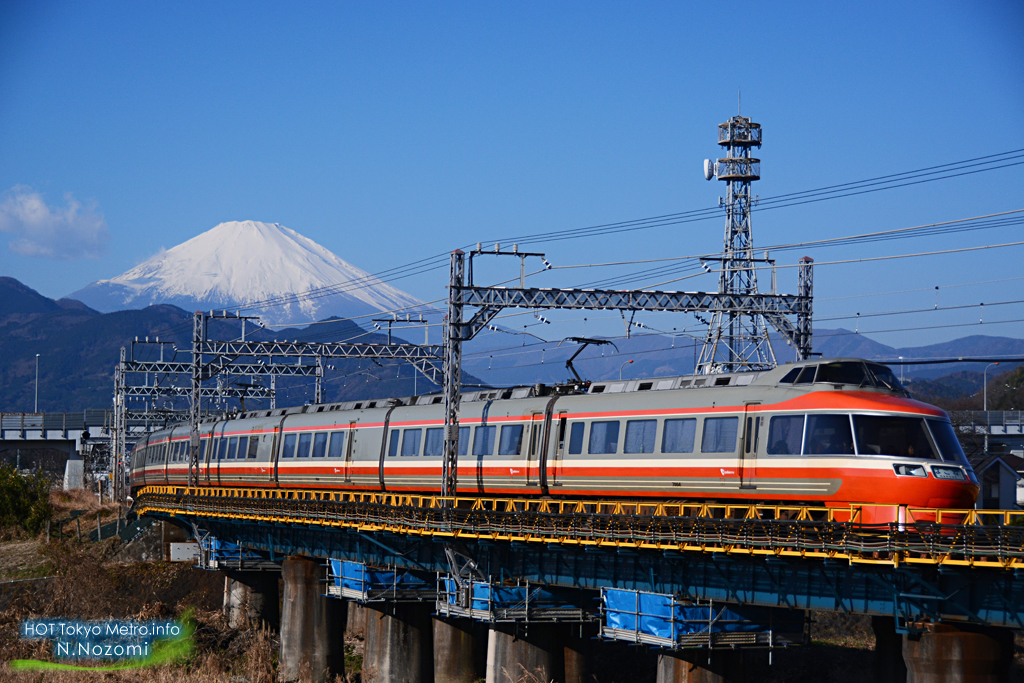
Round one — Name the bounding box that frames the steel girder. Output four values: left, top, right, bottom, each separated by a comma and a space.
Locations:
121, 360, 320, 378
456, 286, 807, 316
195, 340, 442, 360
121, 385, 272, 399
160, 514, 1024, 630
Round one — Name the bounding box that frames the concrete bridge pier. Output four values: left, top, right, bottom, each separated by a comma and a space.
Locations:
347, 601, 367, 639
656, 650, 744, 683
279, 557, 347, 683
362, 602, 434, 683
486, 623, 564, 683
223, 571, 280, 630
433, 616, 482, 683
872, 616, 907, 683
562, 624, 593, 683
903, 624, 1013, 683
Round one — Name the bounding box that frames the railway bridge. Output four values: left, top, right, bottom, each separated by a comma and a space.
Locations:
135, 486, 1024, 683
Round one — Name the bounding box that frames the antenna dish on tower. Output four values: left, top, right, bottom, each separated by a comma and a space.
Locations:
703, 159, 715, 181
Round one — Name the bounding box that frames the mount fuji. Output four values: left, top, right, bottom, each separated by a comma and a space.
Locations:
69, 221, 429, 326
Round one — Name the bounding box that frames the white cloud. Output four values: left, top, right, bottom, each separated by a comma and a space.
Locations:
0, 185, 110, 259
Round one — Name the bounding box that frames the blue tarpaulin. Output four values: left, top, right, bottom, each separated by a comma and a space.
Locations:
603, 589, 802, 641
442, 578, 577, 611
204, 538, 262, 562
330, 560, 431, 592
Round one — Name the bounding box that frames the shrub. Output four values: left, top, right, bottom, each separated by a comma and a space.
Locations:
0, 463, 53, 534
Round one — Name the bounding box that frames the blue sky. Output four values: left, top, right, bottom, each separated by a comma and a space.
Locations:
1, 1, 1022, 347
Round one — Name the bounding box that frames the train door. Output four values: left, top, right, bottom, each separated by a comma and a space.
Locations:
548, 411, 569, 488
344, 420, 355, 483
262, 424, 279, 482
524, 412, 544, 487
272, 416, 288, 486
160, 439, 170, 484
204, 423, 223, 485
740, 403, 761, 489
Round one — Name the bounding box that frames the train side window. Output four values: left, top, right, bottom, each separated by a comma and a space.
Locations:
588, 421, 620, 455
282, 434, 297, 458
423, 428, 443, 456
247, 436, 258, 458
499, 425, 524, 455
312, 433, 328, 458
473, 426, 496, 456
328, 432, 345, 458
804, 415, 855, 455
297, 433, 312, 458
701, 417, 739, 453
567, 423, 585, 455
199, 441, 207, 460
217, 439, 229, 461
624, 420, 657, 454
662, 418, 696, 453
793, 366, 816, 384
459, 427, 470, 456
227, 437, 239, 460
401, 428, 423, 456
767, 416, 804, 455
237, 437, 249, 459
388, 430, 400, 457
779, 367, 801, 384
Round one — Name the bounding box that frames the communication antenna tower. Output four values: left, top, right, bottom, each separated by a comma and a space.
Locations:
696, 112, 777, 374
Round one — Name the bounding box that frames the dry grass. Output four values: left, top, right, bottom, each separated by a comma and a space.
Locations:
49, 488, 122, 518
0, 535, 363, 683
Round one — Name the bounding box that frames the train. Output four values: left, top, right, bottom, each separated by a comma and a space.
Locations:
128, 358, 979, 522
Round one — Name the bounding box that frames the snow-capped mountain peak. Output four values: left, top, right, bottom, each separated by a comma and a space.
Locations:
69, 220, 425, 326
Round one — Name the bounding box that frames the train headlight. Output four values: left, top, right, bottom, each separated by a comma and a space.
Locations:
931, 466, 967, 481
893, 464, 927, 477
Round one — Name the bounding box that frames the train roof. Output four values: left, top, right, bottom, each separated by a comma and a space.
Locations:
170, 356, 907, 428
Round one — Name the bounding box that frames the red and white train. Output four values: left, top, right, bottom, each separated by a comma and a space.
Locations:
129, 358, 979, 520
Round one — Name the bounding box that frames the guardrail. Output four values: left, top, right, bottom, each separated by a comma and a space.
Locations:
135, 486, 1024, 570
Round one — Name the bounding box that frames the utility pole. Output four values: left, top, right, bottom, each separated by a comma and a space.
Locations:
984, 362, 999, 454
441, 250, 465, 500
697, 113, 779, 373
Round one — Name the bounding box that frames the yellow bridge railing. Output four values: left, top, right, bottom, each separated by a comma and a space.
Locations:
134, 485, 1024, 570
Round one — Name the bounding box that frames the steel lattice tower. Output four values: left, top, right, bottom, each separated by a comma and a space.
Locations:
695, 114, 777, 374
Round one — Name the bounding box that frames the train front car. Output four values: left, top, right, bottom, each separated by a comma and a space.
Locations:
552, 358, 978, 523
767, 359, 978, 522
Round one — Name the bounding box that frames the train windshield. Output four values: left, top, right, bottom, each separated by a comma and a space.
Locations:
926, 419, 969, 465
865, 363, 908, 394
853, 415, 939, 459
815, 362, 870, 386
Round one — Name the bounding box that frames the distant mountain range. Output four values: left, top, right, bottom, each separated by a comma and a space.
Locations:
458, 325, 1024, 389
0, 277, 460, 413
68, 220, 430, 327
2, 274, 1021, 413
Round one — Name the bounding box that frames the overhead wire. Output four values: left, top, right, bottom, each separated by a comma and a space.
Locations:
188, 149, 1024, 318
